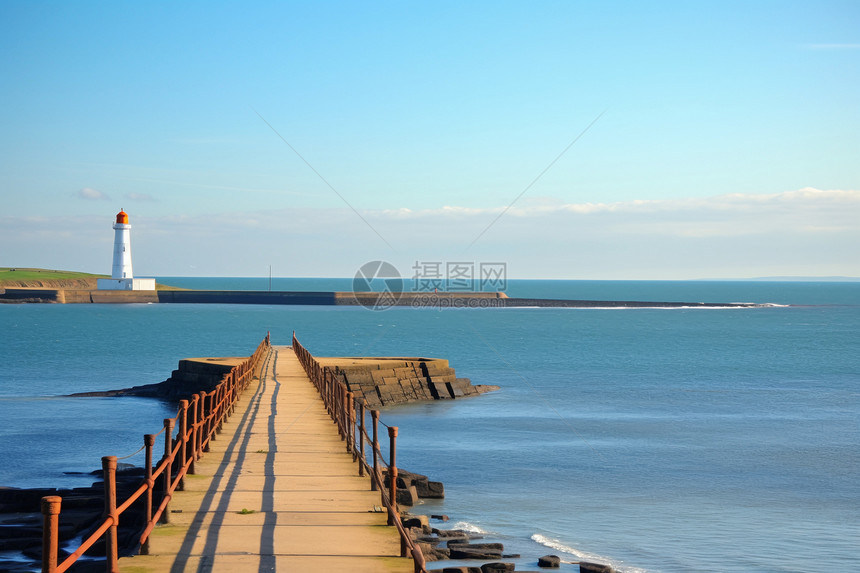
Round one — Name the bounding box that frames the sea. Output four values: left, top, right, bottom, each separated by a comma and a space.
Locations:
1, 279, 858, 572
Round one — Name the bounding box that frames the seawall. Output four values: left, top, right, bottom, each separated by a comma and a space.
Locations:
294, 336, 498, 408
316, 356, 498, 408
0, 288, 764, 308
68, 356, 247, 399
70, 344, 495, 408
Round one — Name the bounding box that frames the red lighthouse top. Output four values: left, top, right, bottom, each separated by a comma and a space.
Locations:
115, 210, 129, 225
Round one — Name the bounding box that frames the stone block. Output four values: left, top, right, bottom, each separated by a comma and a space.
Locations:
480, 563, 515, 573
448, 546, 503, 560
428, 381, 452, 399
402, 514, 429, 529
579, 563, 615, 573
447, 381, 467, 398
396, 485, 417, 506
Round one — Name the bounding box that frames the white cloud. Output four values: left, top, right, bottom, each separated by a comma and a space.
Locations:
125, 192, 156, 202
77, 187, 109, 200
3, 188, 858, 279
363, 187, 860, 223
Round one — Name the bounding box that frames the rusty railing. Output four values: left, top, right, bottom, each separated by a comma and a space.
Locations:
291, 332, 428, 573
40, 334, 272, 573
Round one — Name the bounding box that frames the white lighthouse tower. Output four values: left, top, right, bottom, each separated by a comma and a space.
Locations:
97, 209, 156, 290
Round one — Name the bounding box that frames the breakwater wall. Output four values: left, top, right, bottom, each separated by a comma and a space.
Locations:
0, 287, 763, 308
291, 334, 497, 408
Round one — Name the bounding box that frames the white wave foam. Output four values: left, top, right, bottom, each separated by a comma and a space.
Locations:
450, 520, 490, 534
531, 534, 606, 561
530, 534, 650, 573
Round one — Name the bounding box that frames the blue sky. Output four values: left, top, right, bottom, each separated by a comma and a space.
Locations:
1, 1, 858, 279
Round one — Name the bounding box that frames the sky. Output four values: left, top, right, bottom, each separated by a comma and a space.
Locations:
1, 0, 858, 279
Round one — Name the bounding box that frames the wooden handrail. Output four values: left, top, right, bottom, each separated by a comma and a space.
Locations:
42, 333, 272, 573
291, 333, 428, 573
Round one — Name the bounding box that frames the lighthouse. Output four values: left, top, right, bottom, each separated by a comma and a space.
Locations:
112, 209, 133, 279
97, 210, 156, 291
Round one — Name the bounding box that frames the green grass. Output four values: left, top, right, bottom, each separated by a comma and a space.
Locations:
0, 267, 184, 290
0, 267, 107, 280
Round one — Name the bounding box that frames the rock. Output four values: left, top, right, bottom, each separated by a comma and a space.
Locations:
418, 541, 451, 561
432, 528, 481, 540
402, 514, 429, 529
579, 563, 615, 573
396, 485, 418, 506
419, 480, 445, 499
538, 554, 561, 567
386, 469, 445, 499
448, 542, 504, 551
481, 563, 515, 573
447, 542, 504, 560
431, 514, 450, 521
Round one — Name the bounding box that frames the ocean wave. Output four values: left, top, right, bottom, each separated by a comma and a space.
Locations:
450, 520, 490, 534
530, 534, 649, 573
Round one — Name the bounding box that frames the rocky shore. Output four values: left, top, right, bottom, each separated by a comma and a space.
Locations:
0, 466, 162, 572
393, 469, 616, 573
0, 465, 616, 573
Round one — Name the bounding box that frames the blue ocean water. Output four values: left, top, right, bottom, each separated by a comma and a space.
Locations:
1, 280, 858, 572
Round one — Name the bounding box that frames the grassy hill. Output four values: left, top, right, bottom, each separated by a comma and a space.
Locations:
0, 268, 179, 290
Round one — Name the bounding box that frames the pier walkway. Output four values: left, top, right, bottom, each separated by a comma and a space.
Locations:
119, 346, 412, 573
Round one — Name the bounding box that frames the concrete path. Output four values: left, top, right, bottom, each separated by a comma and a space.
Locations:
119, 346, 413, 573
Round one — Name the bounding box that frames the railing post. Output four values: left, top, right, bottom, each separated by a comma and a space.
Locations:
388, 426, 398, 526
189, 395, 199, 473
228, 372, 235, 415
371, 410, 379, 491
102, 456, 118, 573
214, 385, 222, 435
178, 400, 188, 487
358, 401, 366, 476
141, 433, 156, 555
197, 392, 206, 454
40, 496, 61, 573
340, 387, 347, 444
158, 418, 174, 523
347, 391, 355, 455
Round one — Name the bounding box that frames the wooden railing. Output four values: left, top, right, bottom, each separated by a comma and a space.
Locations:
40, 334, 272, 573
291, 332, 428, 573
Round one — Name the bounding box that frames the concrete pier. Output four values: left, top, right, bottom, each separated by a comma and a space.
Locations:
118, 346, 412, 573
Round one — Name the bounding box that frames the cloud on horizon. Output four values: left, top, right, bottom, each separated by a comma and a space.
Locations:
77, 187, 109, 200
4, 188, 858, 279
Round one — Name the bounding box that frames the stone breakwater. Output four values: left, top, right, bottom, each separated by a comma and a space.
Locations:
0, 287, 767, 308
68, 357, 246, 399
70, 354, 498, 408
317, 356, 499, 408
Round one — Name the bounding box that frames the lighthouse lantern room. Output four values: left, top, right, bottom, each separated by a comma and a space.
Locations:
96, 210, 156, 291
